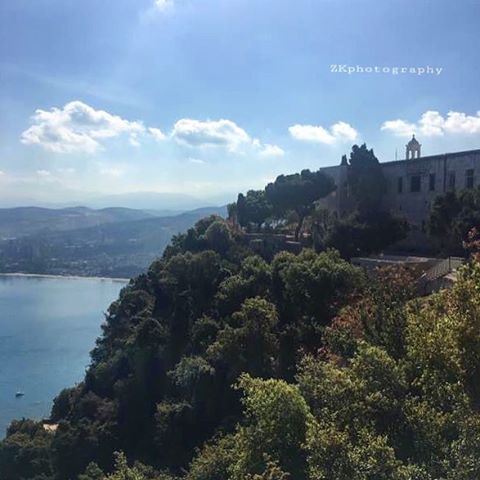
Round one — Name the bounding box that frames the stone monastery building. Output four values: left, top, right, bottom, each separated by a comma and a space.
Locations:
321, 136, 480, 227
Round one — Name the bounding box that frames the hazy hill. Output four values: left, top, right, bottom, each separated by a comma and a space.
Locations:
83, 192, 228, 211
39, 206, 228, 251
4, 214, 477, 480
0, 206, 155, 239
0, 205, 228, 277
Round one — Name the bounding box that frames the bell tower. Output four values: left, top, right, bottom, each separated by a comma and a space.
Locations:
406, 134, 421, 160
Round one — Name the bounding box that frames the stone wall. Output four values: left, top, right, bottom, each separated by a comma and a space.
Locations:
320, 148, 480, 227
381, 149, 480, 226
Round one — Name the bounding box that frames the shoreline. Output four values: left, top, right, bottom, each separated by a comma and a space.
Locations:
0, 272, 130, 283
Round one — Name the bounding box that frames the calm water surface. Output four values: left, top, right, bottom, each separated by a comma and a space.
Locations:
0, 275, 127, 436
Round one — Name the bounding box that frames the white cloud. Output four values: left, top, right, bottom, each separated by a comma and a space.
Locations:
21, 101, 146, 154
330, 121, 359, 142
129, 133, 141, 147
99, 166, 125, 177
289, 121, 358, 145
380, 119, 416, 137
259, 144, 285, 157
21, 102, 285, 161
154, 0, 174, 11
36, 169, 52, 177
442, 111, 480, 134
172, 118, 251, 151
149, 127, 167, 141
381, 110, 480, 138
418, 111, 444, 136
171, 118, 285, 158
188, 158, 206, 164
289, 124, 334, 144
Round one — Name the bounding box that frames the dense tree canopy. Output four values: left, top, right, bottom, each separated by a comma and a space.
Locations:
2, 209, 480, 479
2, 161, 479, 480
228, 151, 405, 257
322, 210, 408, 258
187, 262, 480, 480
309, 207, 408, 258
236, 190, 273, 229
429, 187, 480, 254
265, 169, 336, 240
346, 143, 387, 214
0, 216, 364, 480
304, 144, 406, 257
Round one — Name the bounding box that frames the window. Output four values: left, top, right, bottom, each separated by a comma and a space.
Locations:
429, 173, 435, 191
448, 171, 456, 190
466, 169, 474, 189
397, 177, 403, 194
410, 175, 421, 193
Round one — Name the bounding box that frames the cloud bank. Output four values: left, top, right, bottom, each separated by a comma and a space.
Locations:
171, 118, 284, 157
289, 121, 358, 144
21, 101, 146, 153
381, 111, 480, 138
172, 118, 251, 151
154, 0, 174, 11
21, 101, 284, 159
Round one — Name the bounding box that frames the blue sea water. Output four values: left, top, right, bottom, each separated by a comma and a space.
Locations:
0, 275, 127, 437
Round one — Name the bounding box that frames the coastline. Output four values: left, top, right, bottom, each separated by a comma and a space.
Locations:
0, 272, 130, 283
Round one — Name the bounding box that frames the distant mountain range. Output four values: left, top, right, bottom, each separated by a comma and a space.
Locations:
83, 192, 227, 212
0, 205, 227, 278
0, 191, 236, 213
0, 206, 155, 239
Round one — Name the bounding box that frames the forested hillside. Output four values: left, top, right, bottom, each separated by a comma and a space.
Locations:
2, 152, 480, 479
2, 211, 480, 479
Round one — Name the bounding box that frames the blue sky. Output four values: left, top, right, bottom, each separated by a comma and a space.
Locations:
1, 0, 480, 206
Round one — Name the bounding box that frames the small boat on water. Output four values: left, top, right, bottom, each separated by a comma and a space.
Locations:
15, 391, 25, 398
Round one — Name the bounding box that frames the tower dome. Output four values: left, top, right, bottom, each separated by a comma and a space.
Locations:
406, 134, 421, 160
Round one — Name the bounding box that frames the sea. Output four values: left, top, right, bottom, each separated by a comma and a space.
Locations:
0, 275, 127, 437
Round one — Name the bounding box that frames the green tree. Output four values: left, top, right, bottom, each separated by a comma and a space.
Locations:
187, 434, 237, 480
208, 297, 279, 379
271, 249, 363, 329
0, 420, 54, 480
78, 462, 104, 480
236, 190, 273, 229
9, 192, 480, 480
104, 452, 146, 480
321, 210, 408, 258
265, 169, 335, 240
215, 255, 272, 316
231, 374, 311, 480
429, 187, 480, 254
205, 220, 233, 254
347, 143, 386, 213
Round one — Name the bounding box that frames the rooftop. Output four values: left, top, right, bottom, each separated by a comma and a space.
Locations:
381, 147, 480, 167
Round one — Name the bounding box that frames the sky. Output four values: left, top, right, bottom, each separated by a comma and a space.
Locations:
1, 0, 480, 207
